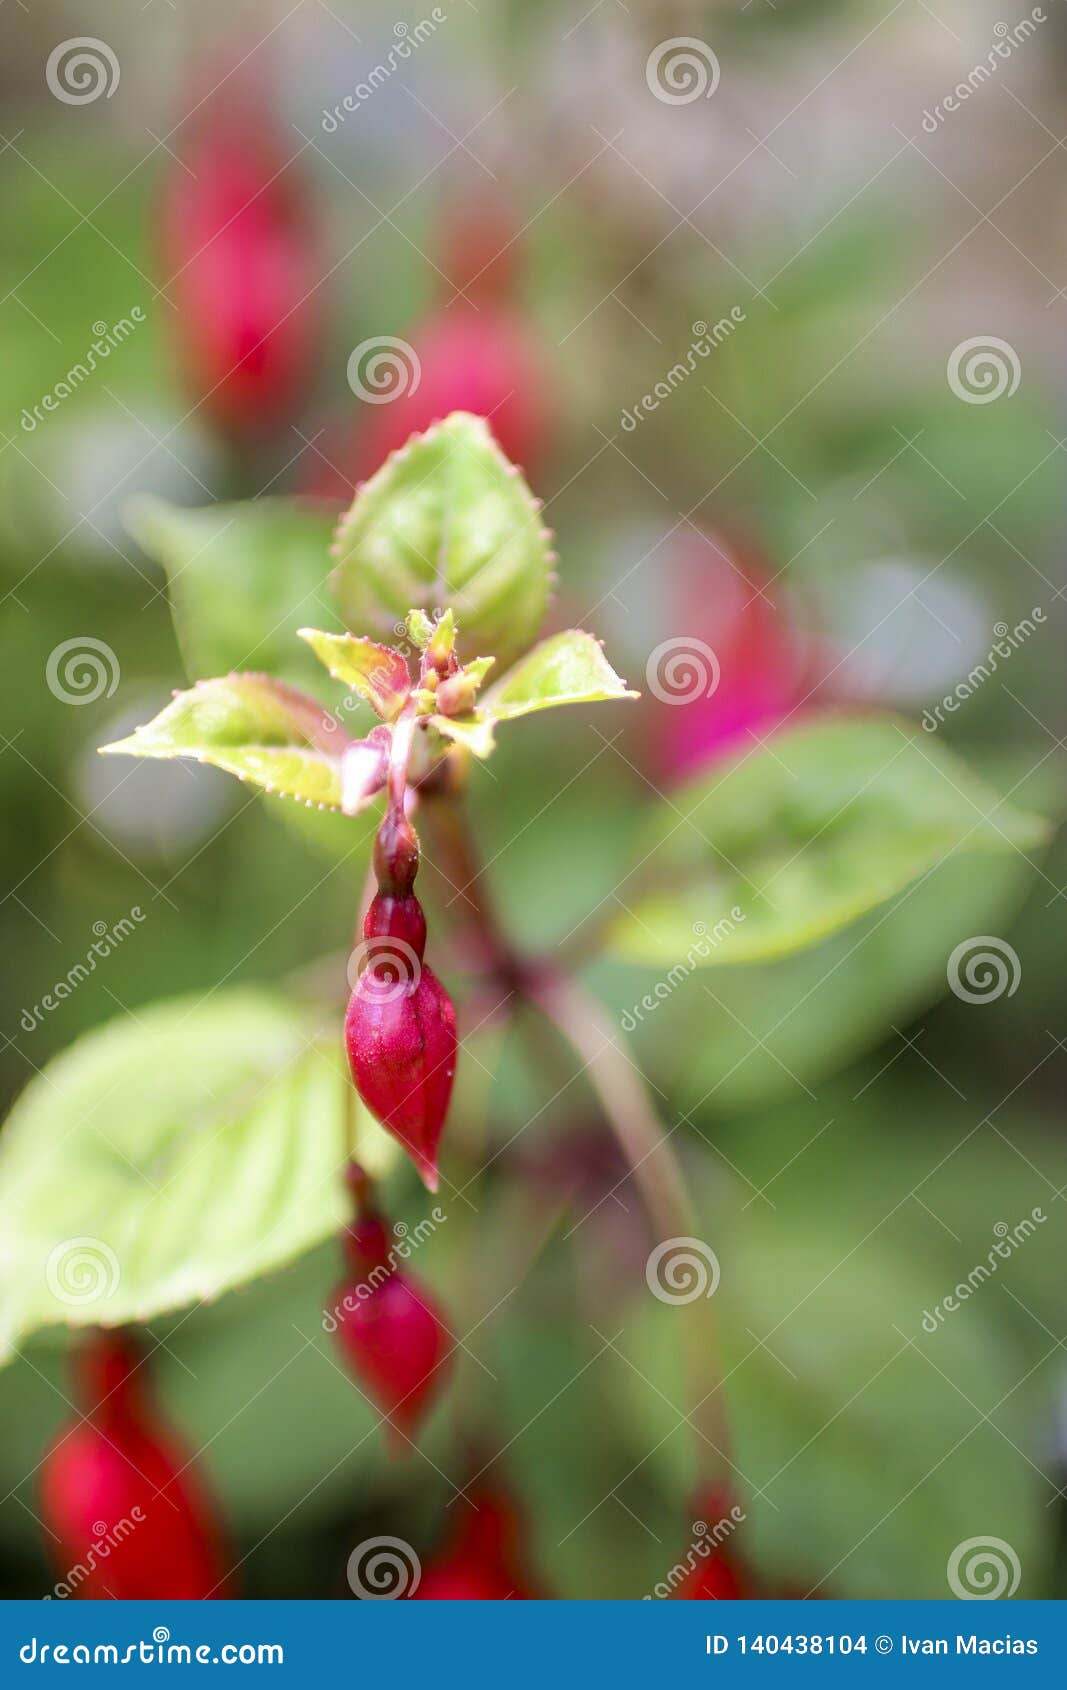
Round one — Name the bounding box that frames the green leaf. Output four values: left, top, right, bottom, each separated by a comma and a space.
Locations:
484, 629, 638, 719
608, 715, 1049, 967
297, 627, 410, 720
0, 992, 397, 1357
622, 1136, 1050, 1596
99, 674, 360, 812
125, 495, 340, 691
331, 413, 553, 674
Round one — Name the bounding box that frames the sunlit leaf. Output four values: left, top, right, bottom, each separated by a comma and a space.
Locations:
0, 993, 396, 1358
99, 674, 359, 811
298, 627, 410, 720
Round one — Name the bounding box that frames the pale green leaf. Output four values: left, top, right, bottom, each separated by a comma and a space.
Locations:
0, 993, 397, 1358
608, 715, 1049, 966
125, 495, 339, 691
483, 629, 638, 720
331, 412, 554, 674
430, 713, 497, 759
99, 674, 358, 811
297, 627, 410, 720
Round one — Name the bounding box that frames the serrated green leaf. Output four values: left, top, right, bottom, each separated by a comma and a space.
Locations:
483, 629, 638, 720
297, 627, 410, 720
0, 992, 396, 1357
99, 674, 358, 811
125, 495, 339, 691
608, 715, 1050, 966
331, 413, 553, 673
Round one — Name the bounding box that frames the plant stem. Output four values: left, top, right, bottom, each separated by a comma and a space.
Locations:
424, 786, 732, 1474
525, 972, 693, 1242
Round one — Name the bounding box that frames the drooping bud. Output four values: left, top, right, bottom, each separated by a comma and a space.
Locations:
413, 1486, 544, 1600
668, 1487, 751, 1600
330, 1165, 451, 1447
39, 1332, 230, 1599
159, 77, 319, 440
346, 809, 456, 1192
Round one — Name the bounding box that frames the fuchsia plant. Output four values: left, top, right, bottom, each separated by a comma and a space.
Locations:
4, 406, 1046, 1601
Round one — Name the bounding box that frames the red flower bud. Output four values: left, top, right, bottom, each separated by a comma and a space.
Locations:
159, 90, 319, 439
345, 888, 455, 1193
413, 1486, 543, 1600
331, 1168, 451, 1447
39, 1333, 230, 1599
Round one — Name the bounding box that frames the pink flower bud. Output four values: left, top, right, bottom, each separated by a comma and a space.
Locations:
650, 534, 810, 782
39, 1333, 231, 1599
159, 94, 319, 439
332, 1174, 452, 1447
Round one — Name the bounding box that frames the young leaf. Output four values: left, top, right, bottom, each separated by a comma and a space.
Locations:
607, 714, 1049, 966
99, 674, 364, 812
0, 993, 397, 1358
125, 495, 340, 691
331, 413, 554, 674
483, 629, 638, 719
298, 628, 410, 720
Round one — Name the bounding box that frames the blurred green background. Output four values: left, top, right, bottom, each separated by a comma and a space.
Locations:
1, 0, 1065, 1599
